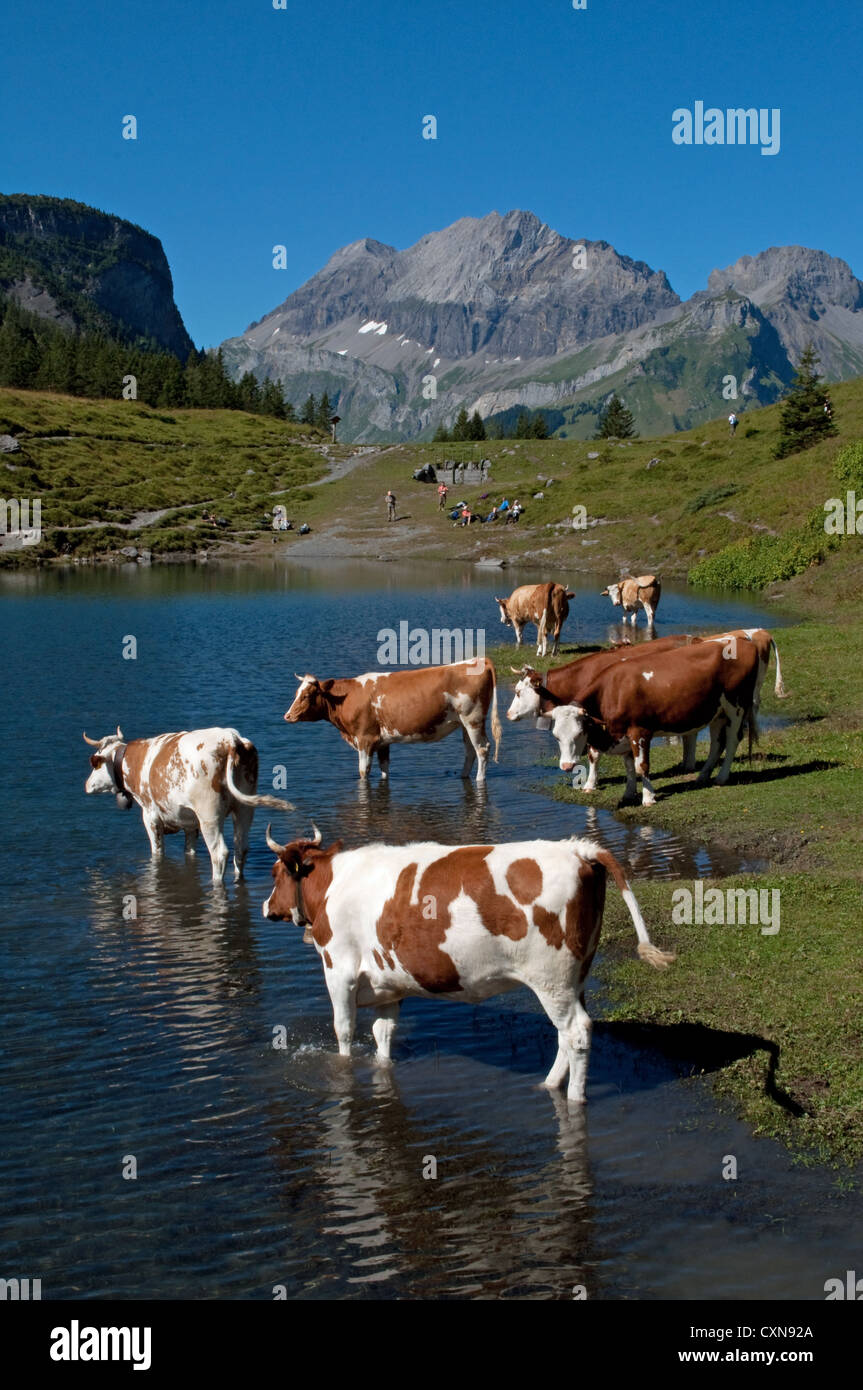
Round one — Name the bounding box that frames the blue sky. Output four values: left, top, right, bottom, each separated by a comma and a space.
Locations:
4, 0, 862, 348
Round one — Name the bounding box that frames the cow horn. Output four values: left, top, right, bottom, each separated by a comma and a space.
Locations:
83, 731, 100, 746
310, 823, 322, 846
265, 824, 287, 854
116, 725, 124, 740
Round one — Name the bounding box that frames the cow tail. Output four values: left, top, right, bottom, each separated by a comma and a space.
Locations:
225, 746, 294, 812
489, 664, 502, 763
771, 639, 788, 698
591, 847, 675, 969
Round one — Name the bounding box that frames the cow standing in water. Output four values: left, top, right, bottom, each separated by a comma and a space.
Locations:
601, 575, 661, 630
495, 582, 575, 657
283, 659, 501, 782
84, 726, 293, 881
263, 827, 674, 1104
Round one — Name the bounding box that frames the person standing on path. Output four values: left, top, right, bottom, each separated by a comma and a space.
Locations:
386, 489, 397, 522
728, 412, 738, 436
438, 482, 448, 510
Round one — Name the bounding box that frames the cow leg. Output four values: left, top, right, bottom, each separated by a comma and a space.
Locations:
566, 996, 593, 1105
696, 719, 726, 785
633, 734, 656, 806
328, 976, 357, 1057
198, 818, 230, 883
377, 744, 390, 780
231, 806, 254, 881
535, 990, 592, 1104
543, 1038, 570, 1089
619, 747, 639, 805
184, 827, 198, 856
357, 746, 372, 779
143, 815, 164, 859
551, 625, 561, 657
682, 732, 698, 773
583, 746, 601, 792
371, 1002, 400, 1061
715, 705, 745, 785
513, 621, 524, 647
462, 719, 489, 782
460, 725, 476, 779
643, 602, 655, 628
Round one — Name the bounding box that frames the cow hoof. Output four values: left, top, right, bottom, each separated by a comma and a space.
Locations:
641, 797, 657, 807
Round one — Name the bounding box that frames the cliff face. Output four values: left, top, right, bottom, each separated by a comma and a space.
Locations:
0, 194, 194, 358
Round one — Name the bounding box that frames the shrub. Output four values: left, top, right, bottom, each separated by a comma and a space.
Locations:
835, 440, 863, 492
684, 483, 739, 514
689, 511, 839, 591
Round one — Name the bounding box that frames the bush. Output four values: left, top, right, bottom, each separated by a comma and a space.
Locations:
835, 440, 863, 492
684, 483, 739, 514
689, 512, 839, 591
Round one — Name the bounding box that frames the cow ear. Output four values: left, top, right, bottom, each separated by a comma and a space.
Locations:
299, 861, 315, 878
320, 679, 336, 692
89, 754, 103, 768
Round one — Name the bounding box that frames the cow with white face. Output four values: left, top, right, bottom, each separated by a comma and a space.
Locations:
284, 659, 500, 782
539, 630, 786, 805
84, 726, 293, 881
263, 825, 674, 1105
602, 575, 661, 629
506, 635, 701, 790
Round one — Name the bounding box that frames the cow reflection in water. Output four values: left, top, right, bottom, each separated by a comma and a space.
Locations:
269, 1060, 595, 1299
85, 858, 262, 1034
344, 778, 503, 847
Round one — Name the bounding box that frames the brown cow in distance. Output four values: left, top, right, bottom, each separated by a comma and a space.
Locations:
495, 582, 575, 656
284, 659, 501, 782
602, 575, 661, 629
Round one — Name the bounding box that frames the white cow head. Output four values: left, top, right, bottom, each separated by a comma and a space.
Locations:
506, 668, 543, 721
83, 728, 132, 807
601, 582, 623, 608
550, 705, 590, 771
495, 597, 512, 627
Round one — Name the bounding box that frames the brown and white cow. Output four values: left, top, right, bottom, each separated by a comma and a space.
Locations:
540, 629, 786, 805
507, 633, 702, 786
495, 582, 575, 657
84, 726, 293, 881
262, 826, 674, 1104
284, 658, 501, 782
601, 575, 661, 629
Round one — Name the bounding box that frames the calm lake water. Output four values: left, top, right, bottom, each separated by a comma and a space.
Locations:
1, 559, 858, 1300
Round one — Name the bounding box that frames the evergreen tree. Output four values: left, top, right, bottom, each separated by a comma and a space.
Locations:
530, 412, 549, 439
774, 344, 837, 457
283, 400, 297, 423
237, 371, 262, 412
316, 390, 332, 429
467, 410, 486, 441
301, 393, 317, 426
595, 394, 637, 439
514, 410, 532, 439
451, 406, 471, 441
432, 422, 450, 442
